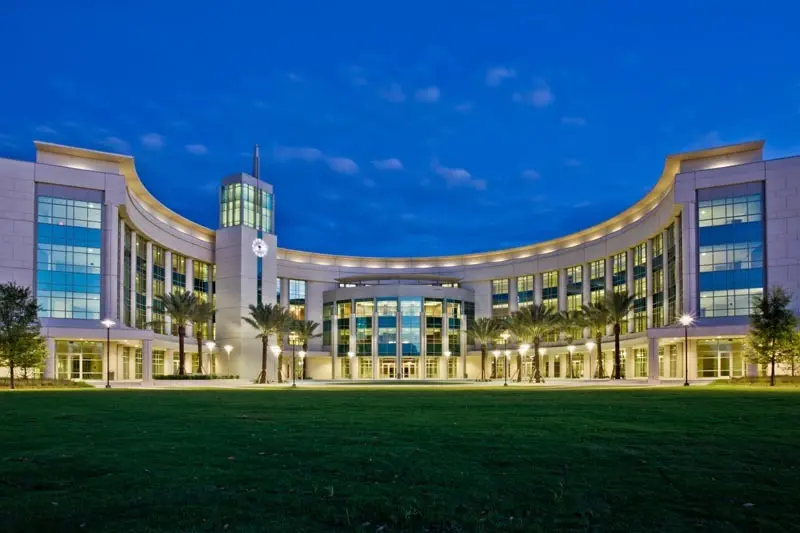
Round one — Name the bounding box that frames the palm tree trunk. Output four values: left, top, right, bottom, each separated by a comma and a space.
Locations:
481, 346, 486, 381
595, 332, 604, 378
533, 338, 542, 383
302, 342, 308, 379
614, 324, 621, 380
260, 338, 268, 384
9, 361, 15, 389
516, 353, 522, 382
178, 326, 186, 376
196, 333, 204, 374
277, 353, 284, 383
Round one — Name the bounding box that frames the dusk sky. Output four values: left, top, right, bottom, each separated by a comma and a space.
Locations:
1, 1, 799, 257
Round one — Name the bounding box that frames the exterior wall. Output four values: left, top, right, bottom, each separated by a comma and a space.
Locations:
0, 158, 36, 286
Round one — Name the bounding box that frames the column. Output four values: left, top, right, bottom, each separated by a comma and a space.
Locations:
165, 349, 174, 376
534, 273, 543, 305
673, 219, 683, 317
145, 241, 153, 328
372, 306, 378, 380
460, 310, 467, 379
103, 203, 119, 321
129, 231, 137, 328
662, 228, 671, 323
280, 278, 290, 308
625, 348, 634, 379
626, 249, 634, 333
647, 337, 659, 382
605, 256, 614, 336
508, 276, 518, 314
558, 268, 567, 312
583, 349, 591, 379
582, 262, 591, 338
185, 258, 194, 338
118, 219, 126, 323
396, 309, 402, 379
142, 339, 153, 384
442, 305, 449, 379
44, 337, 56, 379
331, 309, 338, 380
164, 251, 173, 333
420, 305, 426, 380
646, 238, 653, 329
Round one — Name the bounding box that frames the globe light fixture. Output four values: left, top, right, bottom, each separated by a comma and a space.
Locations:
585, 341, 596, 381
100, 318, 115, 389
679, 314, 695, 387
223, 345, 233, 375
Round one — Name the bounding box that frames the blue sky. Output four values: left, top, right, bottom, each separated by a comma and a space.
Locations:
1, 1, 799, 256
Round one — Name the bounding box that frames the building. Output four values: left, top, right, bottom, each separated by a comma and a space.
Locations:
0, 139, 798, 383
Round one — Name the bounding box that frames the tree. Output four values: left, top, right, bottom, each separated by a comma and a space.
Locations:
17, 335, 47, 379
467, 317, 502, 381
293, 320, 321, 380
274, 310, 295, 382
516, 304, 557, 383
747, 287, 797, 386
507, 312, 530, 382
582, 302, 612, 378
242, 302, 286, 384
0, 283, 42, 389
605, 291, 635, 380
190, 301, 215, 374
557, 310, 583, 378
155, 291, 198, 376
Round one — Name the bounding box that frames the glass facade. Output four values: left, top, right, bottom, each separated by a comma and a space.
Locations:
566, 266, 582, 311
355, 298, 373, 356
698, 186, 764, 318
152, 349, 165, 376
491, 279, 509, 317
220, 182, 274, 233
322, 302, 333, 346
377, 298, 397, 356
447, 300, 461, 356
336, 301, 351, 356
152, 245, 166, 334
123, 228, 131, 326
633, 348, 647, 378
542, 271, 558, 310
55, 340, 103, 379
289, 280, 306, 319
589, 259, 605, 305
424, 298, 443, 356
36, 196, 102, 319
696, 338, 745, 378
517, 275, 534, 307
666, 223, 678, 324
400, 297, 422, 355
651, 234, 664, 328
632, 244, 647, 333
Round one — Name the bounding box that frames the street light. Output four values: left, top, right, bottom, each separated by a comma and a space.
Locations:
205, 341, 216, 375
347, 351, 355, 379
586, 340, 596, 381
567, 344, 576, 379
679, 314, 694, 387
100, 318, 115, 389
503, 350, 510, 387
538, 347, 546, 382
223, 344, 233, 376
299, 350, 306, 382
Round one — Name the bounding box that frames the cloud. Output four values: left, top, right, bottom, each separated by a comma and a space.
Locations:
572, 201, 593, 208
185, 144, 208, 155
35, 125, 57, 135
561, 116, 586, 126
141, 133, 164, 149
286, 72, 302, 83
454, 102, 474, 113
415, 86, 440, 103
521, 169, 540, 180
326, 157, 359, 175
371, 158, 404, 170
513, 84, 554, 107
434, 163, 486, 190
362, 178, 376, 188
274, 145, 323, 161
382, 83, 406, 103
564, 158, 581, 167
101, 136, 131, 153
486, 66, 516, 87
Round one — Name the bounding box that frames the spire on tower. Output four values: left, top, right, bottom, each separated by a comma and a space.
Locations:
252, 144, 260, 180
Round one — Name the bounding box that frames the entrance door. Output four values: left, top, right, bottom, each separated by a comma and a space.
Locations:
719, 351, 732, 377
402, 358, 419, 379
380, 359, 396, 379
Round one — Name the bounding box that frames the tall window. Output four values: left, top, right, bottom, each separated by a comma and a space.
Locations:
589, 259, 605, 305
220, 183, 274, 233
698, 186, 763, 317
193, 261, 210, 338
517, 275, 534, 307
377, 298, 398, 356
152, 349, 165, 376
152, 245, 166, 334
171, 253, 186, 336
289, 280, 306, 319
425, 299, 443, 356
447, 300, 461, 356
123, 228, 131, 326
355, 298, 373, 356
322, 302, 333, 346
55, 340, 103, 379
633, 348, 647, 378
542, 271, 558, 310
651, 234, 664, 328
36, 196, 102, 319
666, 223, 678, 324
134, 237, 147, 329
491, 279, 509, 317
336, 301, 351, 356
566, 266, 582, 311
400, 298, 422, 356
632, 243, 647, 333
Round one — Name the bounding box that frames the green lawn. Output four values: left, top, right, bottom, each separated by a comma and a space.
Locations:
1, 388, 799, 532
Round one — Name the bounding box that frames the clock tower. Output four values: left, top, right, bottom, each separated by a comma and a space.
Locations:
214, 145, 278, 381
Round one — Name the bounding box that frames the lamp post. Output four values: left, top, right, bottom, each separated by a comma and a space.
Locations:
492, 350, 500, 380
444, 350, 451, 380
299, 351, 306, 383
100, 318, 115, 389
347, 351, 355, 380
519, 344, 529, 382
223, 344, 233, 376
586, 341, 596, 381
567, 344, 576, 379
290, 333, 298, 388
679, 314, 694, 387
205, 341, 216, 375
270, 345, 281, 384
504, 350, 510, 387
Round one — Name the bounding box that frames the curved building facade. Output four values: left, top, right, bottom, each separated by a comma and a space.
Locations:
1, 139, 798, 383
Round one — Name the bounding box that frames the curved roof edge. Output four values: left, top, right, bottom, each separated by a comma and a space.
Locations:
33, 139, 765, 266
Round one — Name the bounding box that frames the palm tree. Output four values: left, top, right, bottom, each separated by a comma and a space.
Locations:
293, 319, 321, 379
605, 291, 635, 379
507, 312, 530, 382
517, 304, 557, 383
467, 317, 502, 381
557, 310, 583, 378
242, 302, 285, 383
582, 302, 612, 378
274, 309, 295, 383
190, 301, 215, 374
156, 291, 198, 376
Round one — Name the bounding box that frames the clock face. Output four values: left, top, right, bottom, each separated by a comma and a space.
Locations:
251, 238, 269, 258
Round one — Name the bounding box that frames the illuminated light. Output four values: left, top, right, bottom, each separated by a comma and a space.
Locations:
679, 314, 694, 327
390, 264, 407, 269
223, 345, 233, 355
490, 257, 506, 263
347, 351, 355, 358
444, 350, 451, 357
270, 345, 281, 356
442, 262, 457, 268
586, 341, 596, 351
517, 253, 531, 259
519, 344, 530, 355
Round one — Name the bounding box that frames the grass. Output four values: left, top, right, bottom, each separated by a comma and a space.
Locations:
1, 388, 799, 532
710, 375, 800, 387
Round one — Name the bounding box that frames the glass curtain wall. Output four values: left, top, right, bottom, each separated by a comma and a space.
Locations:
589, 259, 605, 305
55, 340, 103, 380
491, 279, 509, 317
400, 298, 422, 356
632, 244, 647, 333
651, 234, 664, 328
517, 275, 534, 308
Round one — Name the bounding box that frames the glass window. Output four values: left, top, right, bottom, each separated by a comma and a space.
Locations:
400, 297, 421, 356
289, 280, 306, 319
491, 279, 509, 317
517, 275, 534, 307
55, 340, 103, 380
542, 271, 558, 310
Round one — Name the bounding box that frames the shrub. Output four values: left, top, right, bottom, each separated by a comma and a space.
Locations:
153, 374, 240, 380
0, 378, 93, 389
710, 376, 800, 387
